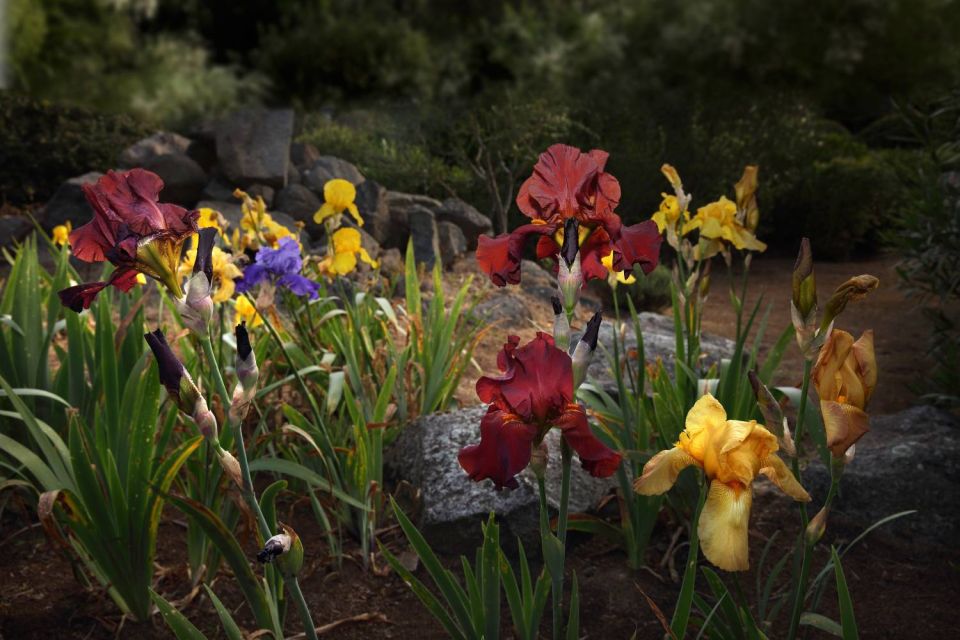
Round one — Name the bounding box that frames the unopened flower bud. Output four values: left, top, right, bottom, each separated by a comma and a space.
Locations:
529, 440, 549, 479
805, 506, 829, 545
145, 329, 202, 414
557, 254, 582, 315
560, 218, 579, 269
551, 296, 570, 351
217, 448, 242, 488
178, 228, 218, 334
257, 525, 304, 577
821, 275, 879, 332
748, 371, 793, 452
235, 322, 259, 391
193, 397, 219, 444
572, 312, 602, 389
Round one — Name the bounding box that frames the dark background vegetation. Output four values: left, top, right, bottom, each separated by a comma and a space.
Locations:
3, 0, 959, 263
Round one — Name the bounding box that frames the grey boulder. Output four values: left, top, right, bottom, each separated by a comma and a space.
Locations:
275, 184, 322, 235
0, 215, 34, 250
803, 405, 960, 545
216, 108, 294, 188
386, 405, 616, 554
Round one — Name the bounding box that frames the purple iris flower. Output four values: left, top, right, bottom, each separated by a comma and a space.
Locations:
237, 237, 320, 299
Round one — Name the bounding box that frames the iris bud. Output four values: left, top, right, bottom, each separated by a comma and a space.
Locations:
572, 312, 602, 389
551, 296, 570, 351
821, 275, 879, 332
805, 506, 829, 546
216, 449, 243, 488
257, 525, 304, 577
178, 228, 218, 334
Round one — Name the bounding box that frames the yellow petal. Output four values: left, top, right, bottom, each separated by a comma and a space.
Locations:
213, 276, 235, 303
314, 202, 337, 224
699, 480, 753, 572
759, 454, 811, 502
330, 251, 358, 275
661, 164, 682, 190
651, 209, 668, 233
332, 227, 362, 253
633, 447, 699, 496
347, 202, 364, 227
820, 400, 870, 458
851, 330, 877, 405
358, 247, 379, 268
323, 178, 356, 209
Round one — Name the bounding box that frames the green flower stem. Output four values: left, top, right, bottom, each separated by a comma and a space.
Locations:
200, 335, 271, 540
287, 575, 319, 640
670, 476, 707, 637
557, 441, 572, 547
786, 357, 815, 640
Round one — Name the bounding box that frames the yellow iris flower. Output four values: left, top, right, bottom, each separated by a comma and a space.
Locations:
601, 252, 636, 285
235, 295, 263, 328
812, 329, 876, 458
651, 194, 684, 234
232, 189, 299, 251
179, 245, 244, 303
314, 179, 364, 227
197, 207, 226, 236
635, 394, 810, 571
52, 221, 72, 246
682, 196, 767, 256
318, 227, 379, 276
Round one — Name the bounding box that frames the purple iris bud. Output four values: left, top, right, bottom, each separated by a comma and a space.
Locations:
550, 296, 563, 316
144, 329, 184, 396
193, 227, 218, 284
236, 322, 252, 362
561, 217, 580, 268
582, 311, 602, 351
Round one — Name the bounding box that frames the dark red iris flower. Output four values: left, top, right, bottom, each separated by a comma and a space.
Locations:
58, 169, 198, 312
476, 144, 662, 286
458, 332, 622, 489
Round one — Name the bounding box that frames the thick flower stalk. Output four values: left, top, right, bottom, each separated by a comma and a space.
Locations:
237, 237, 320, 299
811, 329, 877, 458
635, 394, 810, 571
58, 169, 199, 311
143, 328, 241, 486
476, 144, 661, 287
458, 332, 621, 490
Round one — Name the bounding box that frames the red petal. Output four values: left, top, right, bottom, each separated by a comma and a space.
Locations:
476, 332, 572, 423
579, 227, 612, 283
598, 216, 662, 275
109, 268, 141, 292
516, 144, 601, 219
555, 404, 622, 478
476, 223, 556, 287
458, 407, 537, 490
58, 281, 109, 312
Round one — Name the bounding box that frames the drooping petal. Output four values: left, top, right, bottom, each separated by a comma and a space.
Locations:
555, 404, 622, 477
458, 407, 538, 490
699, 480, 753, 572
851, 330, 877, 405
57, 267, 139, 312
236, 264, 269, 293
579, 227, 613, 282
476, 223, 557, 287
277, 273, 320, 299
820, 400, 870, 458
597, 214, 662, 275
759, 454, 811, 502
634, 446, 699, 495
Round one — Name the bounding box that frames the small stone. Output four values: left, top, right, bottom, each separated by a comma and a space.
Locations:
0, 215, 33, 250
118, 132, 192, 168
247, 184, 275, 208
437, 221, 467, 267
201, 176, 236, 202
378, 248, 404, 275
275, 184, 322, 234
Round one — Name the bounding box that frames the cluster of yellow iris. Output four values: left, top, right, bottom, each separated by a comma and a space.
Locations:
311, 178, 379, 276
651, 164, 766, 260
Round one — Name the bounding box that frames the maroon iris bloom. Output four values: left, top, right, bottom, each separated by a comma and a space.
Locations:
476, 144, 662, 286
458, 332, 622, 489
58, 169, 198, 312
